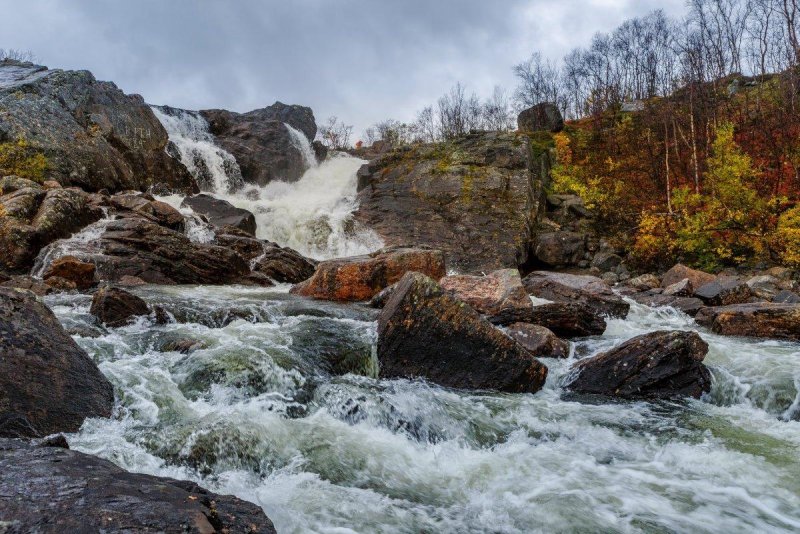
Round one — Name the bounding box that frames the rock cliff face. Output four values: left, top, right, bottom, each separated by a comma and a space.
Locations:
354, 131, 549, 274
0, 60, 196, 193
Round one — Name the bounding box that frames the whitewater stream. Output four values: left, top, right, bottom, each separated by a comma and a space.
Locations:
37, 110, 800, 533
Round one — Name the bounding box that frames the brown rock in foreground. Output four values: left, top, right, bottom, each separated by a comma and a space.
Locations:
695, 303, 800, 340
0, 439, 276, 533
0, 288, 113, 438
42, 255, 96, 289
377, 272, 548, 393
566, 330, 712, 399
291, 246, 446, 302
440, 268, 533, 324
505, 323, 570, 358
90, 286, 150, 327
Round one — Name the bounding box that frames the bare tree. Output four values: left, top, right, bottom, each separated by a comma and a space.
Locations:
318, 116, 353, 150
0, 49, 35, 62
482, 86, 513, 131
513, 52, 561, 110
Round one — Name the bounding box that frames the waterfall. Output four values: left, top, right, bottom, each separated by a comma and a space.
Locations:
284, 122, 318, 170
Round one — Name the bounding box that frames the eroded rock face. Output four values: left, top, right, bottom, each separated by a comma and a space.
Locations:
0, 288, 113, 438
440, 268, 533, 324
505, 323, 569, 358
522, 271, 630, 319
90, 286, 150, 327
527, 302, 607, 338
377, 272, 548, 393
182, 193, 257, 236
0, 439, 277, 533
291, 246, 446, 302
695, 303, 800, 340
355, 132, 547, 274
566, 330, 712, 399
0, 60, 195, 193
517, 102, 564, 133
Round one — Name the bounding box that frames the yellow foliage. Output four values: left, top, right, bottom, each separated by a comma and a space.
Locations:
0, 138, 47, 182
773, 205, 800, 267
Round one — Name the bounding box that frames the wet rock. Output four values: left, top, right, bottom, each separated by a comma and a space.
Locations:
522, 271, 629, 319
746, 275, 780, 300
369, 282, 398, 308
0, 274, 54, 296
625, 273, 661, 290
440, 268, 533, 324
663, 278, 693, 297
695, 278, 753, 306
566, 330, 712, 399
0, 287, 113, 438
0, 439, 276, 533
182, 193, 257, 235
661, 263, 715, 290
629, 293, 705, 316
533, 231, 586, 268
695, 303, 800, 340
0, 175, 40, 194
161, 338, 203, 354
291, 246, 446, 302
251, 243, 316, 284
377, 272, 548, 393
517, 102, 564, 133
773, 290, 800, 304
42, 255, 96, 289
527, 302, 607, 338
505, 323, 569, 358
109, 192, 185, 231
0, 60, 196, 193
90, 286, 149, 327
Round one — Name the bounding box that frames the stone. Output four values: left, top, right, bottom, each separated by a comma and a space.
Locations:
533, 231, 586, 267
566, 330, 711, 399
661, 263, 715, 290
377, 272, 548, 393
250, 244, 316, 284
695, 303, 800, 340
90, 286, 150, 327
522, 271, 630, 319
591, 251, 623, 272
517, 102, 564, 133
109, 192, 185, 231
0, 287, 113, 438
663, 278, 693, 297
629, 293, 705, 316
695, 278, 753, 306
182, 193, 257, 235
0, 175, 40, 194
0, 275, 54, 296
505, 323, 569, 358
0, 439, 276, 533
773, 290, 800, 304
528, 302, 606, 338
42, 255, 96, 289
746, 274, 780, 300
626, 273, 661, 290
439, 268, 533, 324
291, 246, 446, 302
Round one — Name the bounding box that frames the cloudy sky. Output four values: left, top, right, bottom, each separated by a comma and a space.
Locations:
2, 0, 686, 137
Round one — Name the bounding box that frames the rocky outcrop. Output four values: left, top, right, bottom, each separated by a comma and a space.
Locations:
661, 263, 715, 290
517, 102, 564, 133
566, 330, 712, 399
0, 288, 113, 438
695, 303, 800, 340
527, 302, 607, 338
354, 131, 548, 274
90, 286, 150, 327
0, 60, 195, 193
42, 255, 96, 289
522, 271, 630, 318
505, 323, 569, 358
182, 193, 257, 235
200, 102, 318, 185
377, 272, 548, 393
439, 268, 533, 324
291, 246, 446, 301
0, 439, 276, 533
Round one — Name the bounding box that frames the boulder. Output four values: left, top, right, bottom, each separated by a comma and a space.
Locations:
0, 274, 54, 296
291, 246, 446, 302
661, 263, 715, 290
517, 102, 564, 133
527, 302, 607, 338
0, 439, 276, 533
90, 286, 150, 327
109, 192, 185, 231
377, 272, 548, 393
200, 102, 318, 185
182, 193, 257, 235
566, 330, 711, 399
663, 278, 693, 297
42, 255, 96, 290
695, 303, 800, 340
0, 60, 195, 193
505, 323, 569, 358
591, 251, 623, 272
355, 131, 548, 274
439, 268, 533, 324
533, 231, 586, 267
629, 293, 705, 316
774, 290, 800, 304
0, 287, 113, 438
626, 273, 661, 290
695, 278, 753, 306
746, 275, 780, 300
0, 175, 41, 194
522, 271, 630, 318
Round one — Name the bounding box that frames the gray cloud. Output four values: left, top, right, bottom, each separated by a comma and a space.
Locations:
1, 0, 686, 137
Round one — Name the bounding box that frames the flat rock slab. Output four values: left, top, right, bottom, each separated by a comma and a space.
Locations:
0, 439, 276, 533
182, 193, 257, 236
440, 268, 533, 324
523, 271, 629, 319
695, 303, 800, 340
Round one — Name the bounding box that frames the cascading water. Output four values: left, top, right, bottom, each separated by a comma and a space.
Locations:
284, 122, 318, 169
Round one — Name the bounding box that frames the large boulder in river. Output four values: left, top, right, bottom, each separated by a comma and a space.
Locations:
566, 330, 712, 399
505, 323, 569, 358
695, 303, 800, 340
0, 287, 113, 438
200, 102, 318, 185
90, 286, 150, 327
354, 131, 548, 274
291, 246, 446, 301
0, 60, 195, 193
517, 102, 564, 133
182, 193, 257, 235
440, 268, 533, 324
377, 272, 548, 393
522, 271, 629, 318
0, 439, 276, 533
528, 302, 607, 338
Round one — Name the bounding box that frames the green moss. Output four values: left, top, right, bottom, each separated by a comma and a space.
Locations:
0, 138, 48, 182
528, 131, 555, 159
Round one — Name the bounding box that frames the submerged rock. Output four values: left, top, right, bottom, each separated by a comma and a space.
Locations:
291, 246, 446, 302
522, 271, 629, 318
0, 287, 113, 438
527, 302, 607, 338
0, 438, 276, 533
90, 286, 150, 327
695, 303, 800, 340
377, 272, 548, 393
505, 323, 570, 358
182, 193, 257, 235
439, 268, 533, 324
566, 330, 712, 399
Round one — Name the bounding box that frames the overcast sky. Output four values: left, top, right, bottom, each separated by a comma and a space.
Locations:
2, 0, 687, 138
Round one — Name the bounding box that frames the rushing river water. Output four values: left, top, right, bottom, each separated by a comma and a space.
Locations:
49, 286, 800, 533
